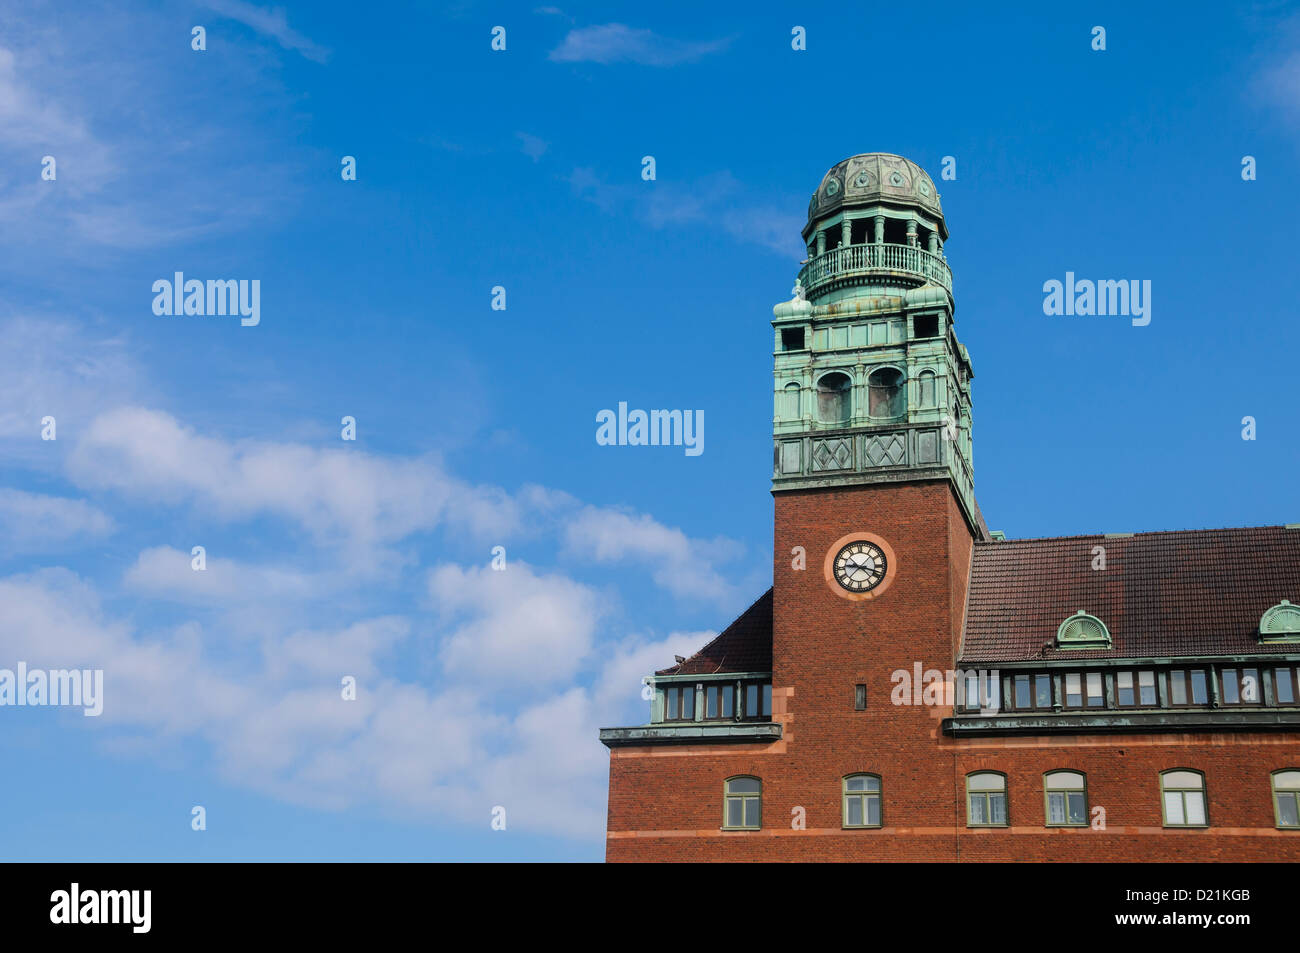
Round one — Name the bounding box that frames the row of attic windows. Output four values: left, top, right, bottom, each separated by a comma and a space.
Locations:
959, 663, 1300, 713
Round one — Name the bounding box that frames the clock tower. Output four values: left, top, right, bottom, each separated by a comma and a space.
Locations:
768, 155, 985, 833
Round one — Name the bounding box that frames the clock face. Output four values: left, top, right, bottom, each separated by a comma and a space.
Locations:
833, 540, 887, 593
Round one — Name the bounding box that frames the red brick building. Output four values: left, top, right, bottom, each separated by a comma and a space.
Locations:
599, 154, 1300, 862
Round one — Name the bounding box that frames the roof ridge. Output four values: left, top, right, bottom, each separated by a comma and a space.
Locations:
976, 523, 1290, 546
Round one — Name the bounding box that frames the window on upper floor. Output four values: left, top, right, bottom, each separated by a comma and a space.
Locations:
1044, 771, 1089, 827
1116, 670, 1157, 708
1276, 666, 1298, 705
739, 682, 772, 720
966, 772, 1008, 827
868, 367, 905, 419
663, 685, 694, 721
1273, 770, 1300, 829
1220, 667, 1262, 706
1168, 669, 1208, 707
702, 683, 734, 720
1161, 770, 1208, 827
960, 670, 999, 713
1064, 672, 1104, 708
843, 774, 882, 828
1012, 673, 1053, 710
816, 372, 851, 424
723, 776, 761, 830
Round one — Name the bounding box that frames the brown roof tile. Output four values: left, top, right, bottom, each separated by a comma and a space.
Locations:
656, 589, 773, 676
961, 525, 1300, 663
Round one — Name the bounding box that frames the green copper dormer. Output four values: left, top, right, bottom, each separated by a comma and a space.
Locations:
773, 153, 979, 534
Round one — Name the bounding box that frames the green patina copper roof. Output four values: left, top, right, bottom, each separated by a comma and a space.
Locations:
804, 152, 946, 239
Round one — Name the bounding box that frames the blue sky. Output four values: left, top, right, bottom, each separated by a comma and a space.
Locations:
1, 0, 1297, 861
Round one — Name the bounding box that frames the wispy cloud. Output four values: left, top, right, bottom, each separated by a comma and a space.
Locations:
0, 10, 304, 256
203, 0, 331, 63
549, 23, 729, 66
516, 131, 549, 162
566, 167, 804, 258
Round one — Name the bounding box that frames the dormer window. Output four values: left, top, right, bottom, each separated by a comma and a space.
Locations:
1056, 610, 1111, 649
1260, 600, 1300, 643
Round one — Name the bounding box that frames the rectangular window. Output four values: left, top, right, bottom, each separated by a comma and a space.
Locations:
1014, 675, 1030, 709
1013, 674, 1052, 709
664, 686, 680, 721
721, 684, 734, 718
1117, 671, 1135, 707
762, 684, 772, 717
1169, 670, 1188, 706
1220, 667, 1258, 705
744, 683, 758, 719
1047, 792, 1087, 826
1035, 674, 1052, 708
1086, 672, 1104, 707
961, 671, 1000, 711
1064, 673, 1082, 708
1240, 668, 1260, 704
1139, 670, 1157, 706
680, 686, 694, 720
1222, 668, 1239, 704
1277, 668, 1296, 706
1190, 670, 1208, 705
854, 684, 867, 711
913, 314, 939, 338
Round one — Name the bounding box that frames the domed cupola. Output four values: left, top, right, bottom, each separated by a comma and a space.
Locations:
798, 153, 952, 304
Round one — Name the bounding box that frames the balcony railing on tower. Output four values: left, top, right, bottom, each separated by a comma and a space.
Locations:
797, 242, 952, 298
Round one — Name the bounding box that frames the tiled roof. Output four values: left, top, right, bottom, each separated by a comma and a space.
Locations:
656, 589, 773, 676
961, 525, 1300, 663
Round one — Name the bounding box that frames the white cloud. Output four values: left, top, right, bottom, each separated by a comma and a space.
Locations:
563, 505, 744, 602
123, 545, 331, 606
0, 565, 639, 838
0, 488, 113, 553
430, 561, 603, 684
591, 629, 715, 714
549, 24, 729, 66
68, 407, 520, 550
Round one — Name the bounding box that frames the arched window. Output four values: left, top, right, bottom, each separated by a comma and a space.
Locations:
842, 774, 882, 828
781, 382, 801, 420
1044, 771, 1088, 827
816, 372, 851, 424
1260, 600, 1300, 642
1160, 770, 1208, 827
723, 776, 762, 830
1273, 770, 1300, 829
868, 367, 905, 419
1056, 610, 1112, 649
918, 369, 937, 408
966, 772, 1008, 827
